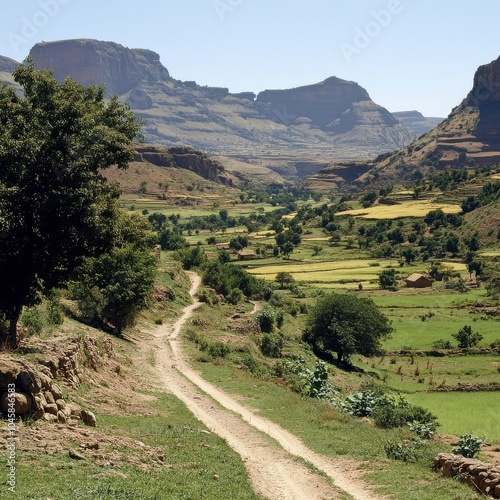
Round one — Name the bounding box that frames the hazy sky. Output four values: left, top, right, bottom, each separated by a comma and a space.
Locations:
1, 0, 500, 117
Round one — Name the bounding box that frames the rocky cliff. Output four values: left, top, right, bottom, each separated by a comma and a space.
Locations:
392, 111, 444, 135
30, 39, 170, 98
0, 55, 20, 91
310, 55, 500, 188
133, 144, 233, 186
0, 55, 18, 73
21, 38, 417, 181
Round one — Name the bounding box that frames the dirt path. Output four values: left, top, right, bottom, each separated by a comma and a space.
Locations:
150, 272, 387, 500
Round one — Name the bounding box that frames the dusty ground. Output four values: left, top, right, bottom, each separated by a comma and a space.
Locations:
146, 271, 389, 500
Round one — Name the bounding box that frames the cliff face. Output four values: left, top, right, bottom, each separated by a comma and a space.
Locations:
256, 77, 370, 129
350, 55, 500, 186
0, 55, 18, 73
134, 144, 233, 186
30, 39, 170, 97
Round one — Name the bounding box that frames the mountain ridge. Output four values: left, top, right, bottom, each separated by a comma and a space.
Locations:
23, 38, 416, 177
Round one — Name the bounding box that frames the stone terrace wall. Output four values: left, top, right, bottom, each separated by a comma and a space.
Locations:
434, 453, 500, 498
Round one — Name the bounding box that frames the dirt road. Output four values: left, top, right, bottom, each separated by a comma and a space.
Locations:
151, 272, 386, 500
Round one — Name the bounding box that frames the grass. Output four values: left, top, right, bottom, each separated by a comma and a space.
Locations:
4, 393, 261, 500
406, 392, 500, 443
187, 359, 481, 500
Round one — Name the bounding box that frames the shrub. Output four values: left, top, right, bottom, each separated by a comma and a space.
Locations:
260, 333, 283, 358
384, 439, 426, 462
21, 308, 44, 336
45, 298, 64, 326
408, 420, 436, 439
257, 307, 276, 333
432, 339, 455, 349
452, 325, 483, 349
227, 287, 244, 305
452, 434, 484, 458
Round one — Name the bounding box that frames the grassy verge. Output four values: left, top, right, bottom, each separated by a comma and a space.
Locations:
3, 393, 261, 500
188, 359, 479, 500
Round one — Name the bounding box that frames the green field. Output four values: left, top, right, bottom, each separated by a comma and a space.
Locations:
406, 392, 500, 443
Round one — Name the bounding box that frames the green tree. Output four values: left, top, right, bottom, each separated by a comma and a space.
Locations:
379, 269, 397, 290
452, 325, 483, 349
303, 293, 392, 364
72, 245, 156, 335
0, 62, 141, 347
275, 272, 295, 289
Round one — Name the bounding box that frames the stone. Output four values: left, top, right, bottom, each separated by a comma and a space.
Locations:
57, 410, 67, 424
44, 390, 55, 405
39, 372, 53, 390
17, 368, 41, 393
55, 399, 66, 411
44, 403, 59, 416
42, 413, 58, 423
51, 384, 63, 400
0, 358, 21, 389
81, 409, 96, 427
67, 403, 82, 418
69, 449, 86, 460
0, 391, 33, 415
495, 483, 500, 497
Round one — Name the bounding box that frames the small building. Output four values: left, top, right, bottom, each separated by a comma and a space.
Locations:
405, 273, 432, 288
237, 251, 256, 261
216, 243, 231, 250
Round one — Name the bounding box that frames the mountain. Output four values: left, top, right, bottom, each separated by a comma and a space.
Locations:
306, 55, 500, 190
392, 111, 444, 135
20, 39, 416, 182
0, 55, 21, 91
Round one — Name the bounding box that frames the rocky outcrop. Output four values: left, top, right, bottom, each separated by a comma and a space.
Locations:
256, 77, 371, 129
350, 55, 500, 186
434, 453, 500, 498
12, 38, 416, 177
392, 111, 444, 135
0, 55, 18, 73
30, 39, 170, 98
0, 335, 112, 425
133, 144, 233, 186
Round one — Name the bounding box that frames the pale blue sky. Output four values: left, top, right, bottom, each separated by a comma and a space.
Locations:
1, 1, 499, 117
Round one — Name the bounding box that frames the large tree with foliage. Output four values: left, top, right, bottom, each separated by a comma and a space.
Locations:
303, 293, 392, 363
0, 62, 141, 347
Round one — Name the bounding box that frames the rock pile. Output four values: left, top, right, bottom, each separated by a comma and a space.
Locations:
434, 453, 500, 497
0, 356, 95, 426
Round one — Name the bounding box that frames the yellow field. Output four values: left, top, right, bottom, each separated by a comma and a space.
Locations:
491, 174, 500, 180
336, 201, 462, 219
246, 259, 395, 284
479, 250, 500, 257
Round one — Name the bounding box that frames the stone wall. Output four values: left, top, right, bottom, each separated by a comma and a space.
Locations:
0, 335, 108, 426
434, 453, 500, 498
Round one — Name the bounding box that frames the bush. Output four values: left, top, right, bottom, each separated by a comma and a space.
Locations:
341, 390, 439, 431
432, 339, 455, 349
408, 420, 436, 439
452, 434, 484, 458
384, 439, 426, 462
260, 333, 283, 358
227, 287, 244, 305
452, 325, 483, 349
257, 307, 276, 333
21, 308, 44, 336
45, 298, 64, 326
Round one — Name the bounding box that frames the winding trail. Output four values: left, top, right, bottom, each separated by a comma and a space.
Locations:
150, 272, 387, 500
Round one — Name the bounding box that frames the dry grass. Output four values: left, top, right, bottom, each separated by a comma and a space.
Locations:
336, 201, 462, 219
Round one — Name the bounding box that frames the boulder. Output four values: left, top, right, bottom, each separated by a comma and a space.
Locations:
81, 409, 97, 427
0, 391, 33, 415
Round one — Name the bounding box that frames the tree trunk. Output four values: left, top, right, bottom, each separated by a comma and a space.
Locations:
7, 305, 22, 349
